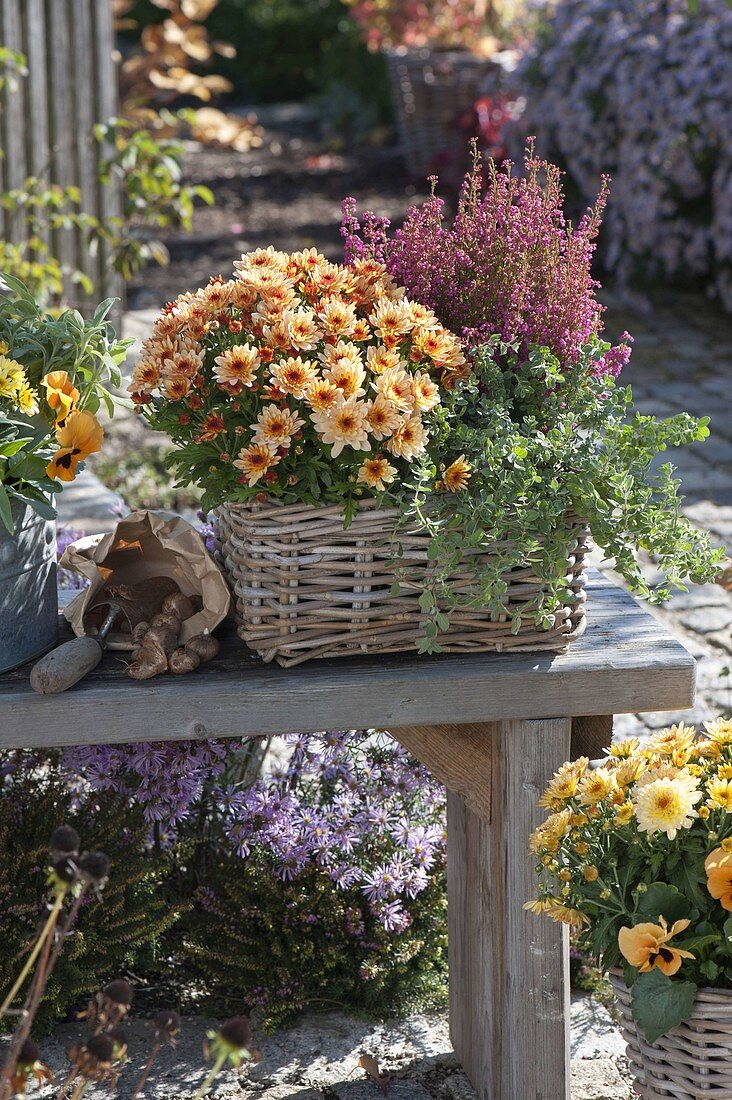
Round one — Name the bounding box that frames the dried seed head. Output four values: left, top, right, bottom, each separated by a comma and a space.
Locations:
153, 1009, 181, 1041
50, 856, 78, 885
219, 1017, 251, 1049
79, 851, 110, 887
103, 979, 133, 1008
50, 825, 80, 857
85, 1033, 115, 1064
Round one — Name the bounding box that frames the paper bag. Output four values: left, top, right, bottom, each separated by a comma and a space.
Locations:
61, 510, 231, 649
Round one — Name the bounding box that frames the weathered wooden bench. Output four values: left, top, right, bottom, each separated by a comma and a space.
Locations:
0, 570, 695, 1100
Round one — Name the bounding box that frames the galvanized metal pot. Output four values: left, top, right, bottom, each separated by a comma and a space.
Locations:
0, 500, 58, 673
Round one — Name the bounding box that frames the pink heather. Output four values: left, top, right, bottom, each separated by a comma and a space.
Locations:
341, 145, 631, 376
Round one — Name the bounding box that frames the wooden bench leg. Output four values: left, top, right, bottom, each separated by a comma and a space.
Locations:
446, 718, 572, 1100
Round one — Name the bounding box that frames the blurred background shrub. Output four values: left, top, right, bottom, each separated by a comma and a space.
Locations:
518, 0, 732, 305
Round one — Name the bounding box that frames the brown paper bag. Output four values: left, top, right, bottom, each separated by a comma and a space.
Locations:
60, 510, 231, 649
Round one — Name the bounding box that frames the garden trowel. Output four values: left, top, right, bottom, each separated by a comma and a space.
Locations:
29, 576, 179, 694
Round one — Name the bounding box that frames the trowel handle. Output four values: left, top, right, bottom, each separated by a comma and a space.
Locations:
30, 605, 121, 695
30, 637, 103, 694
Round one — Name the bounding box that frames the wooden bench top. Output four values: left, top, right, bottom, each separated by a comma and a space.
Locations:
0, 570, 694, 748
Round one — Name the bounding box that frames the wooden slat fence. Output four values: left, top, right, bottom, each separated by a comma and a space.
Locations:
0, 0, 124, 312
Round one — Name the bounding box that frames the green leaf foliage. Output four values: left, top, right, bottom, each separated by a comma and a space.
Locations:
631, 969, 698, 1044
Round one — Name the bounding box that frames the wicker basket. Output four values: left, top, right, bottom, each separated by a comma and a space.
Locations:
610, 972, 732, 1098
213, 500, 589, 667
385, 46, 517, 179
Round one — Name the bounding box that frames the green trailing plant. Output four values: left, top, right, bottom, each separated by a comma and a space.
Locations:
396, 336, 724, 651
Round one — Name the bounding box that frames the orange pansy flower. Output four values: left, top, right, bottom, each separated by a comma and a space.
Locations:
42, 370, 80, 426
705, 846, 732, 910
618, 917, 694, 976
46, 410, 104, 483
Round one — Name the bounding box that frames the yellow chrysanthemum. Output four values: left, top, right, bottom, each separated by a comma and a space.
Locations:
357, 455, 397, 491
311, 397, 371, 457
614, 801, 634, 827
539, 758, 589, 809
543, 898, 590, 928
707, 777, 732, 812
705, 719, 732, 746
529, 808, 574, 855
16, 383, 39, 416
645, 724, 697, 758
0, 355, 26, 399
633, 771, 702, 839
577, 767, 617, 806
608, 738, 640, 759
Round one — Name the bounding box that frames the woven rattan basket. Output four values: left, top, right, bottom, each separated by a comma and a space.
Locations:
610, 972, 732, 1098
213, 500, 589, 667
385, 47, 494, 178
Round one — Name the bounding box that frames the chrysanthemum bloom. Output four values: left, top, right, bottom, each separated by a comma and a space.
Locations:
369, 299, 412, 347
318, 296, 357, 338
129, 358, 161, 397
214, 344, 260, 389
645, 723, 698, 759
366, 394, 402, 440
386, 414, 427, 461
201, 277, 233, 311
539, 757, 590, 809
705, 719, 732, 747
197, 413, 227, 442
323, 358, 366, 400
233, 443, 279, 486
162, 371, 192, 401
608, 738, 641, 759
375, 366, 416, 413
707, 777, 732, 812
262, 318, 292, 352
251, 405, 303, 447
235, 245, 289, 275
541, 898, 589, 928
529, 807, 574, 854
46, 410, 104, 483
442, 455, 472, 492
319, 339, 363, 371
366, 344, 401, 375
41, 369, 80, 426
312, 398, 371, 457
311, 261, 352, 297
16, 383, 38, 416
405, 301, 440, 329
614, 801, 634, 826
576, 766, 617, 806
357, 455, 397, 491
351, 318, 371, 342
633, 769, 701, 839
613, 757, 647, 788
270, 356, 318, 398
705, 846, 732, 910
165, 347, 204, 379
283, 307, 323, 351
290, 247, 326, 275
618, 917, 693, 976
305, 378, 341, 413
412, 370, 441, 413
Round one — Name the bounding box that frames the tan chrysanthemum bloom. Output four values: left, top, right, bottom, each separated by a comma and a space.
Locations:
323, 358, 366, 400
412, 370, 441, 412
319, 340, 363, 371
385, 414, 427, 461
234, 246, 289, 276
374, 366, 415, 413
311, 397, 371, 457
369, 299, 412, 347
305, 378, 341, 413
366, 394, 402, 441
443, 455, 472, 492
318, 296, 357, 338
233, 442, 279, 486
251, 404, 304, 447
539, 757, 589, 809
357, 455, 397, 491
707, 777, 732, 811
270, 356, 318, 398
366, 344, 401, 376
214, 344, 260, 389
283, 307, 323, 352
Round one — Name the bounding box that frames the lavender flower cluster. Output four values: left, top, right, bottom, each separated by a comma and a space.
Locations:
63, 730, 445, 933
342, 148, 630, 375
518, 0, 732, 307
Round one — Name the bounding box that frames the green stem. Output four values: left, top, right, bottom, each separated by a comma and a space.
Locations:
0, 892, 65, 1018
192, 1051, 228, 1100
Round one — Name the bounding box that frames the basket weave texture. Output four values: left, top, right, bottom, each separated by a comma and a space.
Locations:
610, 972, 732, 1098
385, 47, 495, 177
213, 500, 589, 668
